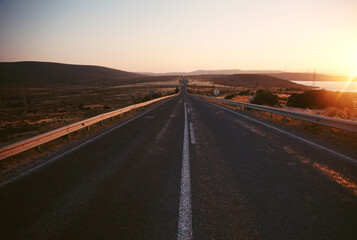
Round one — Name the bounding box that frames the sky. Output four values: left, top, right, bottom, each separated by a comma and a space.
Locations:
1, 0, 357, 75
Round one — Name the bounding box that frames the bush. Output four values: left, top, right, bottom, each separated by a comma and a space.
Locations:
225, 94, 236, 100
287, 90, 353, 109
250, 90, 279, 106
152, 92, 163, 99
175, 86, 180, 94
238, 90, 251, 96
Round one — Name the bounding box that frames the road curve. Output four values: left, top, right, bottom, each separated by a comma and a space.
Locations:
0, 81, 356, 239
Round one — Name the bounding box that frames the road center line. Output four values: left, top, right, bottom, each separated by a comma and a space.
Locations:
189, 122, 196, 144
177, 102, 193, 240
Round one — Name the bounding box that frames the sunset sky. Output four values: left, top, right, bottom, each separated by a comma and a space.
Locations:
1, 0, 356, 75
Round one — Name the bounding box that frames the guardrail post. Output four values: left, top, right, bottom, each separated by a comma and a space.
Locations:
87, 126, 90, 131
327, 127, 331, 137
301, 121, 305, 129
270, 113, 273, 120
100, 121, 103, 126
283, 116, 286, 124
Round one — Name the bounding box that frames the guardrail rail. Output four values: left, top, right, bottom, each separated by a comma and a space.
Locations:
196, 94, 357, 134
0, 94, 178, 160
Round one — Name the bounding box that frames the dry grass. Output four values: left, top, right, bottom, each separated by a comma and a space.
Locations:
0, 77, 180, 147
0, 98, 167, 175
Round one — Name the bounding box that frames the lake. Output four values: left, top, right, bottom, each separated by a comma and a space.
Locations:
292, 81, 357, 92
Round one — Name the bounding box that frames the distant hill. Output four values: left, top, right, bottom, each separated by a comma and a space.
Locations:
187, 74, 312, 89
139, 69, 282, 76
266, 72, 352, 82
141, 69, 354, 82
0, 61, 144, 86
187, 69, 282, 76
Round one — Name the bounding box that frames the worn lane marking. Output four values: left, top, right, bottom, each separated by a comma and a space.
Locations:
189, 122, 196, 144
177, 102, 193, 240
0, 97, 177, 189
200, 98, 357, 165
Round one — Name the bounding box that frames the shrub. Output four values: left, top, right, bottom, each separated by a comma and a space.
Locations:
175, 86, 180, 94
250, 90, 279, 106
152, 92, 162, 99
238, 90, 251, 96
225, 94, 236, 100
287, 90, 353, 109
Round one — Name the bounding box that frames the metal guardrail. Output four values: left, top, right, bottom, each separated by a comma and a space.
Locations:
196, 95, 357, 133
0, 94, 177, 160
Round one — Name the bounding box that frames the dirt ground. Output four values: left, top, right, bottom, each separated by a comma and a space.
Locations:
0, 77, 180, 147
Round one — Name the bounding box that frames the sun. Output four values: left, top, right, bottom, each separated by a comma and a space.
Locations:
336, 66, 357, 100
339, 68, 357, 96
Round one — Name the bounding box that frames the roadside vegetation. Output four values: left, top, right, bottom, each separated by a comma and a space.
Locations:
250, 90, 279, 106
287, 90, 353, 109
186, 75, 357, 121
0, 76, 180, 147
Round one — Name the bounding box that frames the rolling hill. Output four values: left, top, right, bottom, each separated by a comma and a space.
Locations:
0, 61, 144, 86
141, 69, 353, 82
187, 74, 312, 89
266, 72, 352, 82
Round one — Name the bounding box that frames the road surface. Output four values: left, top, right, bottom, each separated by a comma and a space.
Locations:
1, 80, 356, 239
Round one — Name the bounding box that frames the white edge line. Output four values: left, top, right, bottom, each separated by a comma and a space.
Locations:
0, 97, 177, 189
199, 98, 357, 165
177, 102, 193, 240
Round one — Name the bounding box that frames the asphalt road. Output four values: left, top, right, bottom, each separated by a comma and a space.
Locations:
1, 81, 356, 239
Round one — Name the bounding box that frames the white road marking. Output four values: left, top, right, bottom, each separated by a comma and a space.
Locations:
189, 122, 196, 144
203, 99, 357, 165
177, 102, 193, 240
0, 98, 176, 189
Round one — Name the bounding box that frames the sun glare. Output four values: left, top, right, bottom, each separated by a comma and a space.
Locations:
336, 68, 357, 100
344, 68, 357, 89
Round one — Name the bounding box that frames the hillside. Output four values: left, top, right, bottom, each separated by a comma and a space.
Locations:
266, 72, 352, 82
187, 69, 282, 75
138, 69, 282, 76
187, 74, 312, 89
0, 61, 144, 86
141, 69, 354, 82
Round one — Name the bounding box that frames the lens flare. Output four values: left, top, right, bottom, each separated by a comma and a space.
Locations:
337, 68, 357, 100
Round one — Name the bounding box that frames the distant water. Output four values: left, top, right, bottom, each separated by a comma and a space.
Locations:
292, 81, 357, 92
